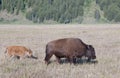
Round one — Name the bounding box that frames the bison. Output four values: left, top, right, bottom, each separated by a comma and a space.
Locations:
5, 46, 37, 60
44, 38, 96, 64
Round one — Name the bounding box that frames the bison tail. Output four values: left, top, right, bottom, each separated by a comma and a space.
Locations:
44, 44, 49, 61
45, 44, 48, 54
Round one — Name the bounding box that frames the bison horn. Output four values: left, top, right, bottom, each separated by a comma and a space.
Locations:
87, 45, 92, 49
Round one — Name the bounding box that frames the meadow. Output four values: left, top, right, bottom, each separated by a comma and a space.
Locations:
0, 24, 120, 78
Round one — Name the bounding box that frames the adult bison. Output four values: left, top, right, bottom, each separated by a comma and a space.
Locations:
44, 38, 96, 64
5, 46, 38, 60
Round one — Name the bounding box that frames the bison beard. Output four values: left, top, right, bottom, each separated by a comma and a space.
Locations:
44, 38, 96, 64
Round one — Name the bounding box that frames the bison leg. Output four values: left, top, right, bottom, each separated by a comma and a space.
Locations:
87, 57, 91, 62
44, 53, 53, 64
67, 56, 77, 64
68, 57, 74, 64
55, 56, 61, 63
73, 57, 77, 64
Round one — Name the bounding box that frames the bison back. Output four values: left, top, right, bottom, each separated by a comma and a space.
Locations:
46, 38, 87, 57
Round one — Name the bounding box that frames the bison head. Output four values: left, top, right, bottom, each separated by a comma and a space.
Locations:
86, 45, 96, 60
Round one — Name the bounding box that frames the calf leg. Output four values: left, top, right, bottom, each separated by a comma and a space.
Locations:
10, 55, 18, 60
19, 56, 25, 60
16, 56, 20, 59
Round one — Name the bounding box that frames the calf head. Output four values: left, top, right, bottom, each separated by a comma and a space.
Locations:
26, 49, 33, 57
26, 49, 38, 59
86, 45, 96, 60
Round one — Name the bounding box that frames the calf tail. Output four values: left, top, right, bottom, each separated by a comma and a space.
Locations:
1, 45, 7, 53
4, 48, 7, 53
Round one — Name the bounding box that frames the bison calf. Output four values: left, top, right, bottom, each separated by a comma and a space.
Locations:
44, 38, 96, 64
5, 46, 37, 60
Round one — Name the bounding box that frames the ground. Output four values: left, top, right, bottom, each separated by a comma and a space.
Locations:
0, 24, 120, 78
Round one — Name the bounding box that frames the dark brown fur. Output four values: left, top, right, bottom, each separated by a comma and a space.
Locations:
44, 38, 96, 64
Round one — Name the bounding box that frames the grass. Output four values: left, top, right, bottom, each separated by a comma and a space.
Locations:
0, 24, 120, 78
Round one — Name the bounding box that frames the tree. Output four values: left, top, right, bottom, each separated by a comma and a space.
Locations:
97, 0, 120, 22
0, 0, 2, 10
0, 0, 85, 23
105, 4, 120, 21
94, 9, 100, 21
114, 12, 120, 22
